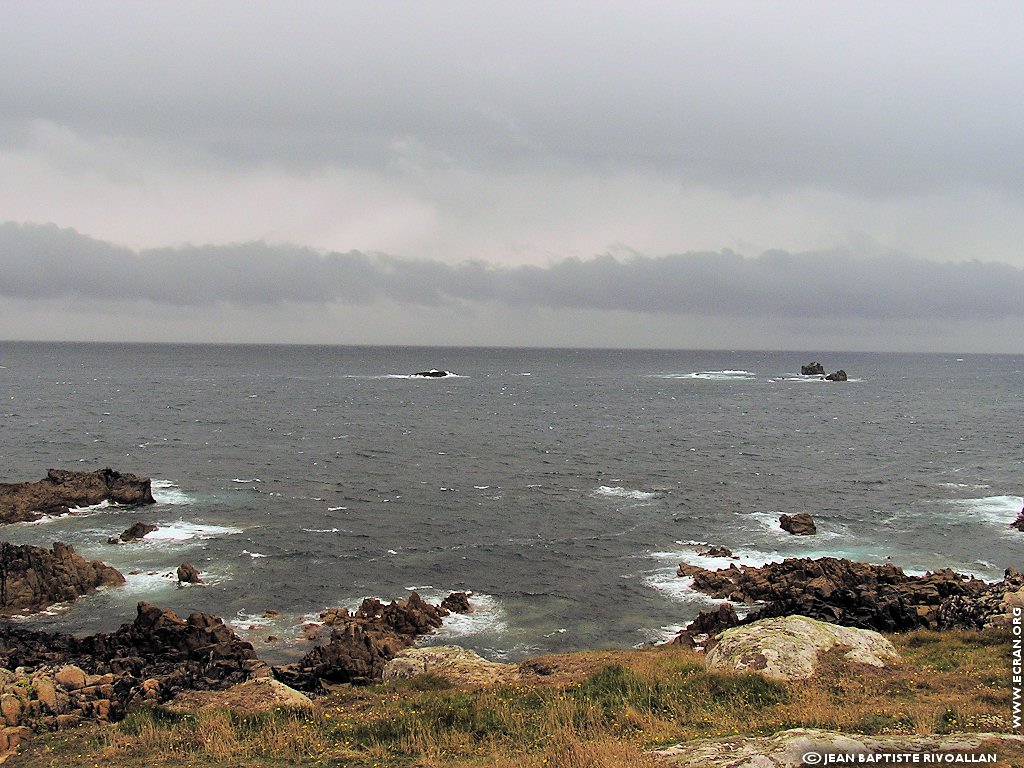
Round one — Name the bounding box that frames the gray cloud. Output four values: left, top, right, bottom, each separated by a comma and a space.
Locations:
2, 222, 1020, 322
2, 2, 1023, 197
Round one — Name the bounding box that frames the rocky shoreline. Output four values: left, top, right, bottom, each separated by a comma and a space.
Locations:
0, 467, 1019, 762
674, 555, 1023, 644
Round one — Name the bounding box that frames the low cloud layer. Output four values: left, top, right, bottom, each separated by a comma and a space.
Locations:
2, 222, 1021, 323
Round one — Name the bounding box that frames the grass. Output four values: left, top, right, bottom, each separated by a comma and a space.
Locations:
7, 628, 1018, 768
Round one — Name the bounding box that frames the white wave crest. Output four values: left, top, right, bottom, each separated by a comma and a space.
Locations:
151, 480, 192, 505
595, 485, 658, 501
142, 521, 243, 542
429, 593, 508, 640
659, 370, 756, 381
947, 495, 1023, 527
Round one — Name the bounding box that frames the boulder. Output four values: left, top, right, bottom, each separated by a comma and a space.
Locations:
0, 541, 124, 615
0, 468, 156, 524
800, 362, 825, 376
653, 729, 1024, 767
118, 522, 159, 542
383, 646, 517, 686
176, 562, 202, 584
779, 512, 816, 535
705, 615, 900, 681
825, 369, 848, 381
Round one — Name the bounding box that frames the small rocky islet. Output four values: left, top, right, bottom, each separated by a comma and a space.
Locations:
0, 467, 1020, 762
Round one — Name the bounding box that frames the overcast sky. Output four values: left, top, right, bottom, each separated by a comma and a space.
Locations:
2, 1, 1023, 351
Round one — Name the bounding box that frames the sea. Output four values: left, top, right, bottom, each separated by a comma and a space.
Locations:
0, 342, 1021, 662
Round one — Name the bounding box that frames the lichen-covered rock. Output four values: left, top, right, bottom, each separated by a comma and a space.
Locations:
383, 646, 517, 686
0, 541, 124, 615
0, 468, 156, 524
654, 729, 1024, 767
165, 678, 312, 714
705, 615, 899, 681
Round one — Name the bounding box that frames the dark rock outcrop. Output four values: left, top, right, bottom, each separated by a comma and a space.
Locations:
412, 369, 451, 378
118, 522, 159, 542
699, 546, 734, 558
275, 592, 471, 691
0, 602, 262, 721
0, 469, 155, 525
673, 557, 1021, 640
440, 591, 472, 613
0, 541, 124, 615
801, 362, 825, 376
825, 369, 848, 381
176, 562, 202, 584
1010, 504, 1024, 532
779, 512, 817, 535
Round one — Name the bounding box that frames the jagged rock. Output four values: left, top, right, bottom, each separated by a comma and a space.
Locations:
825, 369, 848, 381
0, 602, 263, 716
0, 603, 263, 754
779, 512, 816, 535
680, 603, 740, 640
705, 615, 900, 681
0, 541, 124, 615
800, 362, 825, 376
440, 592, 472, 613
119, 522, 159, 542
176, 562, 202, 584
1011, 504, 1024, 532
274, 592, 465, 691
674, 556, 1003, 634
653, 729, 1024, 767
412, 369, 451, 377
0, 468, 156, 524
383, 646, 517, 686
699, 546, 734, 558
165, 678, 313, 714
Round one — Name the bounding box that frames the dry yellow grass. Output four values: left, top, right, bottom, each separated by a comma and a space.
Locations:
7, 627, 1015, 768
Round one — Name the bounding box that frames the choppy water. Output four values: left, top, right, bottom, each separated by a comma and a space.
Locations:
0, 343, 1021, 661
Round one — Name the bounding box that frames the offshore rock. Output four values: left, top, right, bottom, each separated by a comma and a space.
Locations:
118, 522, 159, 542
705, 615, 900, 681
825, 369, 848, 381
0, 541, 124, 615
779, 512, 816, 535
800, 362, 825, 376
275, 592, 471, 691
0, 468, 155, 524
674, 557, 1006, 636
176, 562, 202, 584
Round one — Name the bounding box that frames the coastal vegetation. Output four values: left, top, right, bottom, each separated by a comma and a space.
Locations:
10, 627, 1018, 768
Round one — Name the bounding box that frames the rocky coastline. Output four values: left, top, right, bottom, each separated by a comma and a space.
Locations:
674, 555, 1023, 644
0, 467, 1019, 763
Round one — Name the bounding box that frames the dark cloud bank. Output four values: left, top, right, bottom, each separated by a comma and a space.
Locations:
1, 222, 1021, 323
